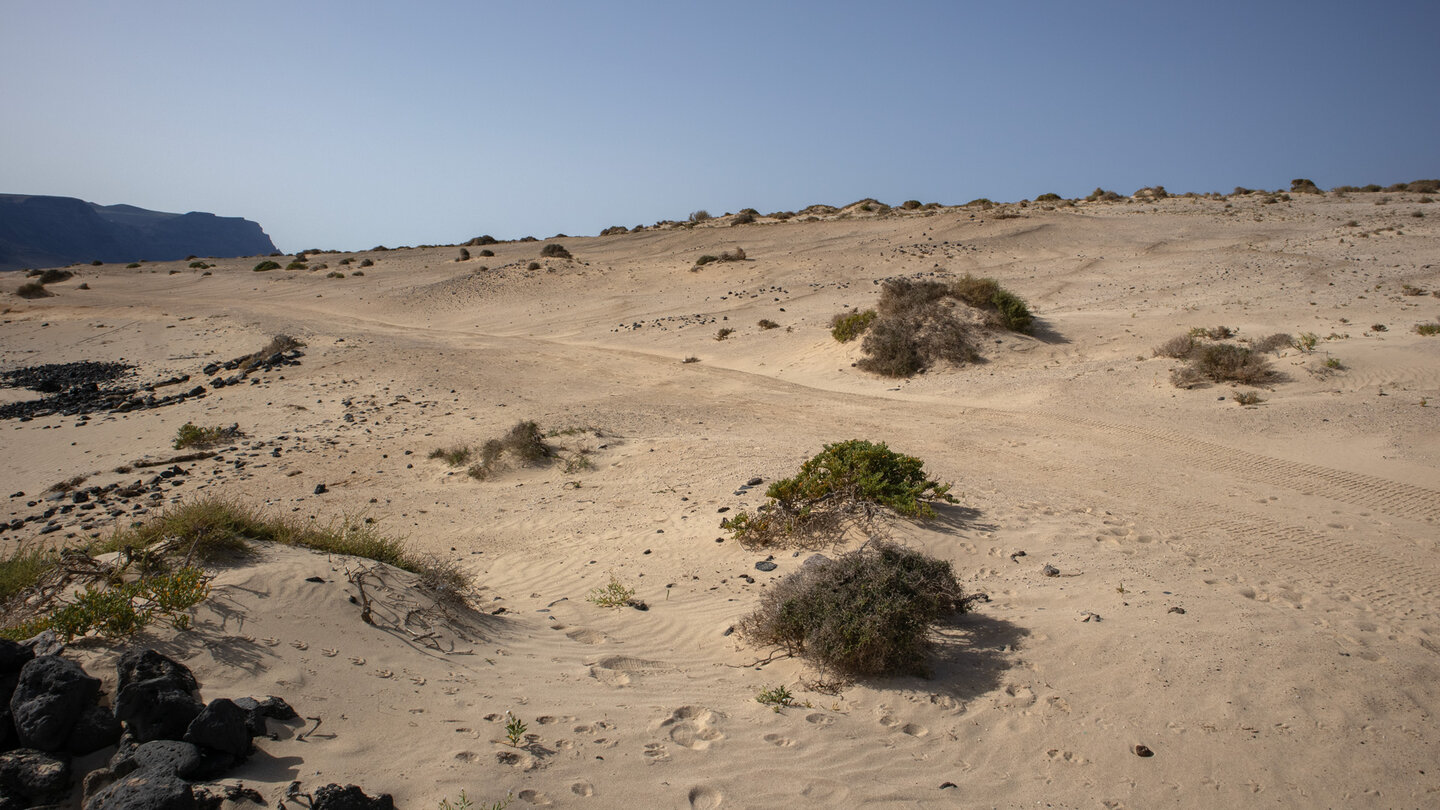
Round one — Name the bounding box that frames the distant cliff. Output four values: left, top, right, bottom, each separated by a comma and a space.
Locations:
0, 194, 277, 271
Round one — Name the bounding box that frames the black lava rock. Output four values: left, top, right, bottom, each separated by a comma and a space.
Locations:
0, 747, 72, 806
0, 640, 32, 677
113, 650, 203, 743
10, 656, 101, 752
183, 699, 251, 759
67, 702, 122, 756
85, 770, 197, 810
126, 740, 205, 780
312, 784, 395, 810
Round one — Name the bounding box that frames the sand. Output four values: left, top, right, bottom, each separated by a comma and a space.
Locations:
3, 192, 1438, 808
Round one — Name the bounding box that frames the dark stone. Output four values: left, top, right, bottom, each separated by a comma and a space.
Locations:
124, 740, 204, 779
0, 748, 72, 805
20, 630, 64, 659
1, 674, 18, 752
192, 783, 266, 808
114, 681, 202, 743
312, 784, 395, 810
755, 561, 778, 572
68, 703, 122, 755
183, 699, 251, 758
746, 477, 763, 486
0, 640, 32, 676
10, 656, 101, 752
84, 771, 197, 810
116, 650, 198, 695
313, 483, 328, 495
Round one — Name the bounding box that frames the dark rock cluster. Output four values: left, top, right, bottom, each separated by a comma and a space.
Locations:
0, 344, 303, 421
0, 465, 194, 540
3, 642, 387, 810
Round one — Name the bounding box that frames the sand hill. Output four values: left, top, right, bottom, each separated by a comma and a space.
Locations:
3, 191, 1439, 808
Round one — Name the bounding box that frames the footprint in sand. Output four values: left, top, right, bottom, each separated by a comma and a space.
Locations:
762, 733, 797, 748
349, 657, 366, 666
566, 628, 608, 645
687, 785, 723, 809
373, 669, 394, 679
588, 656, 674, 687
655, 706, 724, 750
321, 648, 338, 657
804, 713, 834, 727
570, 781, 594, 797
899, 723, 929, 738
453, 751, 482, 763
290, 641, 308, 651
517, 789, 551, 806
262, 637, 280, 647
643, 742, 671, 762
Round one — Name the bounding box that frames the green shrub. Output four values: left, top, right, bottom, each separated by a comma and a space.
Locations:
722, 440, 955, 547
587, 575, 636, 608
539, 243, 572, 259
252, 260, 280, 272
1415, 322, 1440, 336
1035, 193, 1063, 202
739, 541, 968, 677
1, 546, 54, 604
359, 258, 374, 267
188, 261, 211, 269
830, 309, 877, 342
174, 422, 241, 449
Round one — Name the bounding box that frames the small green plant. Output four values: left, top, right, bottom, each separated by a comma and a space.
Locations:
587, 575, 636, 608
1324, 357, 1344, 370
715, 327, 735, 341
1414, 323, 1440, 336
503, 711, 527, 747
252, 260, 281, 272
44, 567, 212, 641
188, 261, 211, 269
756, 684, 797, 710
1293, 332, 1319, 352
438, 791, 512, 810
723, 440, 955, 547
830, 309, 877, 342
126, 262, 141, 269
1233, 391, 1263, 406
174, 422, 241, 449
326, 271, 345, 279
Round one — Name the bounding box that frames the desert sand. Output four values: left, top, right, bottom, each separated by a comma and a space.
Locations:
3, 192, 1439, 808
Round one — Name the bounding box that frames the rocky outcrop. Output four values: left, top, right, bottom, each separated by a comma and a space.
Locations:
0, 194, 276, 271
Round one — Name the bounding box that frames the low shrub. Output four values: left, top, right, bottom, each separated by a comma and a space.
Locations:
1171, 343, 1276, 387
429, 446, 473, 466
467, 421, 553, 480
715, 327, 735, 341
285, 261, 307, 271
689, 210, 712, 223
359, 258, 374, 267
1086, 188, 1122, 202
539, 243, 572, 259
739, 540, 968, 677
722, 440, 955, 548
1416, 322, 1440, 336
39, 269, 74, 284
1035, 192, 1063, 202
1233, 390, 1264, 406
732, 211, 756, 225
458, 248, 471, 261
253, 260, 281, 272
326, 271, 345, 279
526, 262, 541, 271
758, 319, 780, 330
478, 249, 495, 257
189, 261, 211, 269
174, 422, 241, 449
1251, 333, 1293, 353
587, 575, 636, 608
830, 309, 877, 342
1153, 334, 1196, 359
15, 281, 51, 299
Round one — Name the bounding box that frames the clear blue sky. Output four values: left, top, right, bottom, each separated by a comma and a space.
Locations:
3, 0, 1436, 252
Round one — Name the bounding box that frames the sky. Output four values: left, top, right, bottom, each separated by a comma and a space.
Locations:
2, 0, 1437, 253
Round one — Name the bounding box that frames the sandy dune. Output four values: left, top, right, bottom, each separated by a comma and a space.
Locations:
3, 193, 1439, 808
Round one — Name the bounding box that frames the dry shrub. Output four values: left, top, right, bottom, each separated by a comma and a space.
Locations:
1153, 334, 1196, 359
539, 243, 572, 259
739, 541, 969, 678
851, 276, 1029, 377
15, 282, 51, 299
1251, 333, 1293, 353
38, 269, 73, 284
467, 421, 552, 479
1172, 343, 1276, 387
